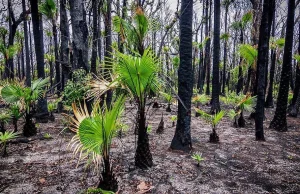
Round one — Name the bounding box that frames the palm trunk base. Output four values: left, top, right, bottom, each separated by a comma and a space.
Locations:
0, 122, 5, 133
152, 102, 159, 108
135, 133, 153, 169
1, 144, 8, 157
98, 167, 118, 192
238, 115, 246, 128
49, 113, 55, 122
23, 114, 37, 137
13, 119, 18, 133
166, 104, 171, 112
209, 129, 219, 143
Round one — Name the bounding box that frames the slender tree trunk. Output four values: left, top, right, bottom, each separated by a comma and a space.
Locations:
222, 5, 229, 95
29, 21, 34, 80
104, 0, 113, 108
205, 0, 212, 96
236, 30, 244, 94
211, 0, 221, 114
69, 0, 89, 71
91, 0, 98, 74
21, 43, 25, 79
30, 0, 48, 121
200, 0, 209, 94
60, 0, 70, 91
265, 7, 277, 108
270, 0, 295, 131
53, 20, 61, 96
170, 0, 193, 152
255, 0, 275, 141
289, 22, 300, 116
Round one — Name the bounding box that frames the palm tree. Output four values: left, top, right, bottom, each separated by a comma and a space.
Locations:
227, 94, 257, 128
195, 109, 225, 143
39, 0, 61, 95
211, 0, 221, 113
270, 0, 295, 132
1, 78, 49, 137
238, 44, 258, 94
231, 12, 253, 94
255, 0, 275, 140
68, 96, 125, 192
0, 131, 19, 157
10, 103, 23, 132
0, 112, 10, 133
0, 43, 19, 78
170, 0, 193, 151
90, 48, 160, 169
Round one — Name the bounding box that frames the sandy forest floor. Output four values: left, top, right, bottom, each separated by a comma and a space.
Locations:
1, 102, 300, 194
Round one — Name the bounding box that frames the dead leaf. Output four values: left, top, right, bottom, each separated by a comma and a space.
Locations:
39, 178, 46, 184
137, 181, 148, 191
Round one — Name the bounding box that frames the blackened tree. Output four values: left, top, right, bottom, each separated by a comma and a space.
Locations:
170, 0, 193, 151
269, 0, 295, 131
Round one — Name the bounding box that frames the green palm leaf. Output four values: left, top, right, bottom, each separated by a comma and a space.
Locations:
238, 44, 258, 66
1, 85, 23, 103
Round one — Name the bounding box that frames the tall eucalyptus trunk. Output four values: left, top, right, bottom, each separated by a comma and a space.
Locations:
205, 0, 212, 95
255, 0, 275, 141
289, 22, 300, 117
91, 0, 99, 74
210, 0, 221, 115
170, 0, 193, 151
60, 0, 70, 90
270, 0, 295, 131
69, 0, 89, 71
265, 5, 277, 108
222, 3, 229, 95
53, 18, 61, 96
30, 0, 48, 122
104, 0, 113, 108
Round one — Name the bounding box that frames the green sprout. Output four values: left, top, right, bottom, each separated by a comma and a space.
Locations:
147, 125, 152, 133
191, 153, 205, 167
170, 115, 177, 127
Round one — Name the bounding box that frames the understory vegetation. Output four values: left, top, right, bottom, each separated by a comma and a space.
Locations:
0, 0, 300, 193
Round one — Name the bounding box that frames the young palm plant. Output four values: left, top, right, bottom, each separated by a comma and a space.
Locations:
68, 96, 125, 192
192, 94, 210, 117
47, 101, 56, 121
159, 91, 173, 112
229, 94, 257, 128
1, 78, 49, 136
90, 48, 160, 169
0, 131, 19, 157
10, 103, 23, 132
195, 108, 225, 143
0, 111, 11, 133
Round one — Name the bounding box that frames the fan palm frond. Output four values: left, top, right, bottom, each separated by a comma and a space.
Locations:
68, 96, 125, 169
238, 44, 258, 66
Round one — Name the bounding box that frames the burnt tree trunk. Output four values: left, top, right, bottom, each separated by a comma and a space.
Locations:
270, 0, 295, 131
170, 0, 193, 152
255, 0, 275, 140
